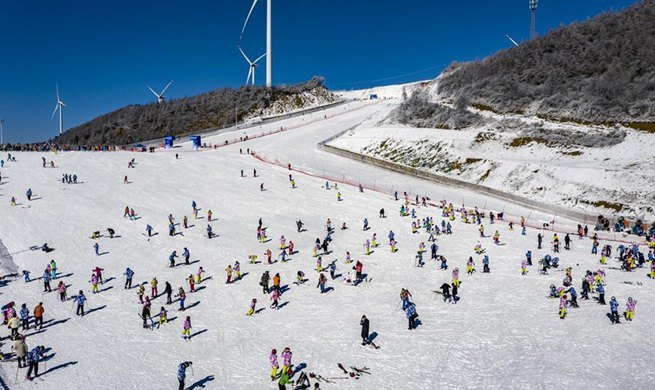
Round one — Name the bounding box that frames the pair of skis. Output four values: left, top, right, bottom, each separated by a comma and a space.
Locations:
310, 364, 371, 383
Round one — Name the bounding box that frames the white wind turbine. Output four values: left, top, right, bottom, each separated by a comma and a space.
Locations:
505, 34, 520, 47
240, 0, 272, 87
51, 83, 66, 135
147, 80, 174, 104
238, 46, 266, 86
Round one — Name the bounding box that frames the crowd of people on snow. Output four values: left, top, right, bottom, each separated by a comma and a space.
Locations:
1, 150, 654, 388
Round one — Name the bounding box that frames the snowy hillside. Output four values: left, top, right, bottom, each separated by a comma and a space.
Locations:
328, 80, 655, 222
0, 99, 654, 389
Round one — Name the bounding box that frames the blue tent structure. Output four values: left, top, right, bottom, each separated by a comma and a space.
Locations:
369, 94, 378, 100
164, 136, 176, 149
190, 136, 201, 150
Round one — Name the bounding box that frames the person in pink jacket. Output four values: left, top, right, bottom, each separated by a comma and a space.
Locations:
269, 349, 279, 380
270, 289, 280, 309
182, 316, 192, 341
559, 295, 568, 319
281, 347, 293, 374
625, 297, 637, 321
57, 281, 67, 301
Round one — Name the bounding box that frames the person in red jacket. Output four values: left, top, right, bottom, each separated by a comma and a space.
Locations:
355, 261, 364, 282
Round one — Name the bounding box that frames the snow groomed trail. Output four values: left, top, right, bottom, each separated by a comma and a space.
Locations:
0, 99, 653, 389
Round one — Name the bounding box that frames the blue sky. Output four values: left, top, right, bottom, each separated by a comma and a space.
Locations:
0, 0, 640, 143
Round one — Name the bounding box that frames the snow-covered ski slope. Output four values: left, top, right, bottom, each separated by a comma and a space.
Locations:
1, 98, 654, 389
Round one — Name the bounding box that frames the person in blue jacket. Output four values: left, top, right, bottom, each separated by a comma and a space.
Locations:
388, 230, 395, 244
609, 296, 620, 324
406, 303, 419, 330
146, 224, 153, 237
42, 271, 52, 292
74, 290, 87, 316
93, 242, 100, 256
169, 251, 178, 268
26, 188, 32, 201
25, 345, 45, 381
183, 248, 190, 264
124, 267, 134, 289
597, 283, 606, 305
19, 303, 30, 330
178, 361, 193, 390
363, 218, 369, 231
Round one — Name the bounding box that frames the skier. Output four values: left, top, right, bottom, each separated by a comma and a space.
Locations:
625, 297, 636, 321
521, 259, 527, 275
165, 281, 173, 304
74, 291, 86, 316
559, 294, 568, 319
151, 277, 159, 298
90, 273, 100, 294
42, 270, 52, 292
269, 349, 279, 381
169, 251, 178, 268
406, 303, 419, 330
246, 298, 257, 316
466, 257, 475, 275
537, 233, 543, 249
187, 275, 195, 293
363, 218, 369, 231
360, 315, 370, 345
195, 267, 205, 284
175, 287, 186, 311
182, 316, 192, 340
317, 273, 327, 293
482, 255, 490, 273
89, 267, 103, 285
124, 267, 134, 289
260, 271, 270, 294
142, 298, 152, 329
225, 265, 233, 284
14, 335, 27, 369
26, 188, 32, 201
207, 224, 214, 239
609, 296, 620, 324
146, 224, 153, 237
177, 361, 193, 390
183, 247, 190, 264
19, 303, 29, 330
597, 282, 606, 305
183, 216, 188, 229
440, 282, 452, 303
281, 347, 293, 374
25, 345, 45, 381
270, 289, 280, 309
137, 285, 145, 304
157, 307, 168, 327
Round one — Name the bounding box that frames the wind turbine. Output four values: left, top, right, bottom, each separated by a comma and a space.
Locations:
238, 46, 266, 86
147, 80, 174, 104
505, 34, 520, 47
240, 0, 272, 87
51, 83, 66, 135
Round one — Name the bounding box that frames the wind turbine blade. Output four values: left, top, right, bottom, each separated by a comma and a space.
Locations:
240, 0, 259, 41
238, 46, 252, 64
51, 104, 59, 119
246, 67, 253, 85
160, 80, 174, 95
147, 86, 160, 98
56, 82, 60, 101
254, 53, 266, 64
60, 101, 67, 107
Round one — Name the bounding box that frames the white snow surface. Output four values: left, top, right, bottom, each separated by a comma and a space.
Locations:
0, 99, 653, 389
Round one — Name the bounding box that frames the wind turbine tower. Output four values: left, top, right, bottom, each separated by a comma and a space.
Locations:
529, 0, 538, 40
266, 0, 272, 87
51, 83, 66, 135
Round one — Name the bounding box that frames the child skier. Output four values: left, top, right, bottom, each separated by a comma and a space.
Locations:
269, 349, 279, 380
247, 298, 257, 316
182, 316, 192, 340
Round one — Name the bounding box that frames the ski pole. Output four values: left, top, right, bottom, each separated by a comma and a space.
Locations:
191, 364, 195, 377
